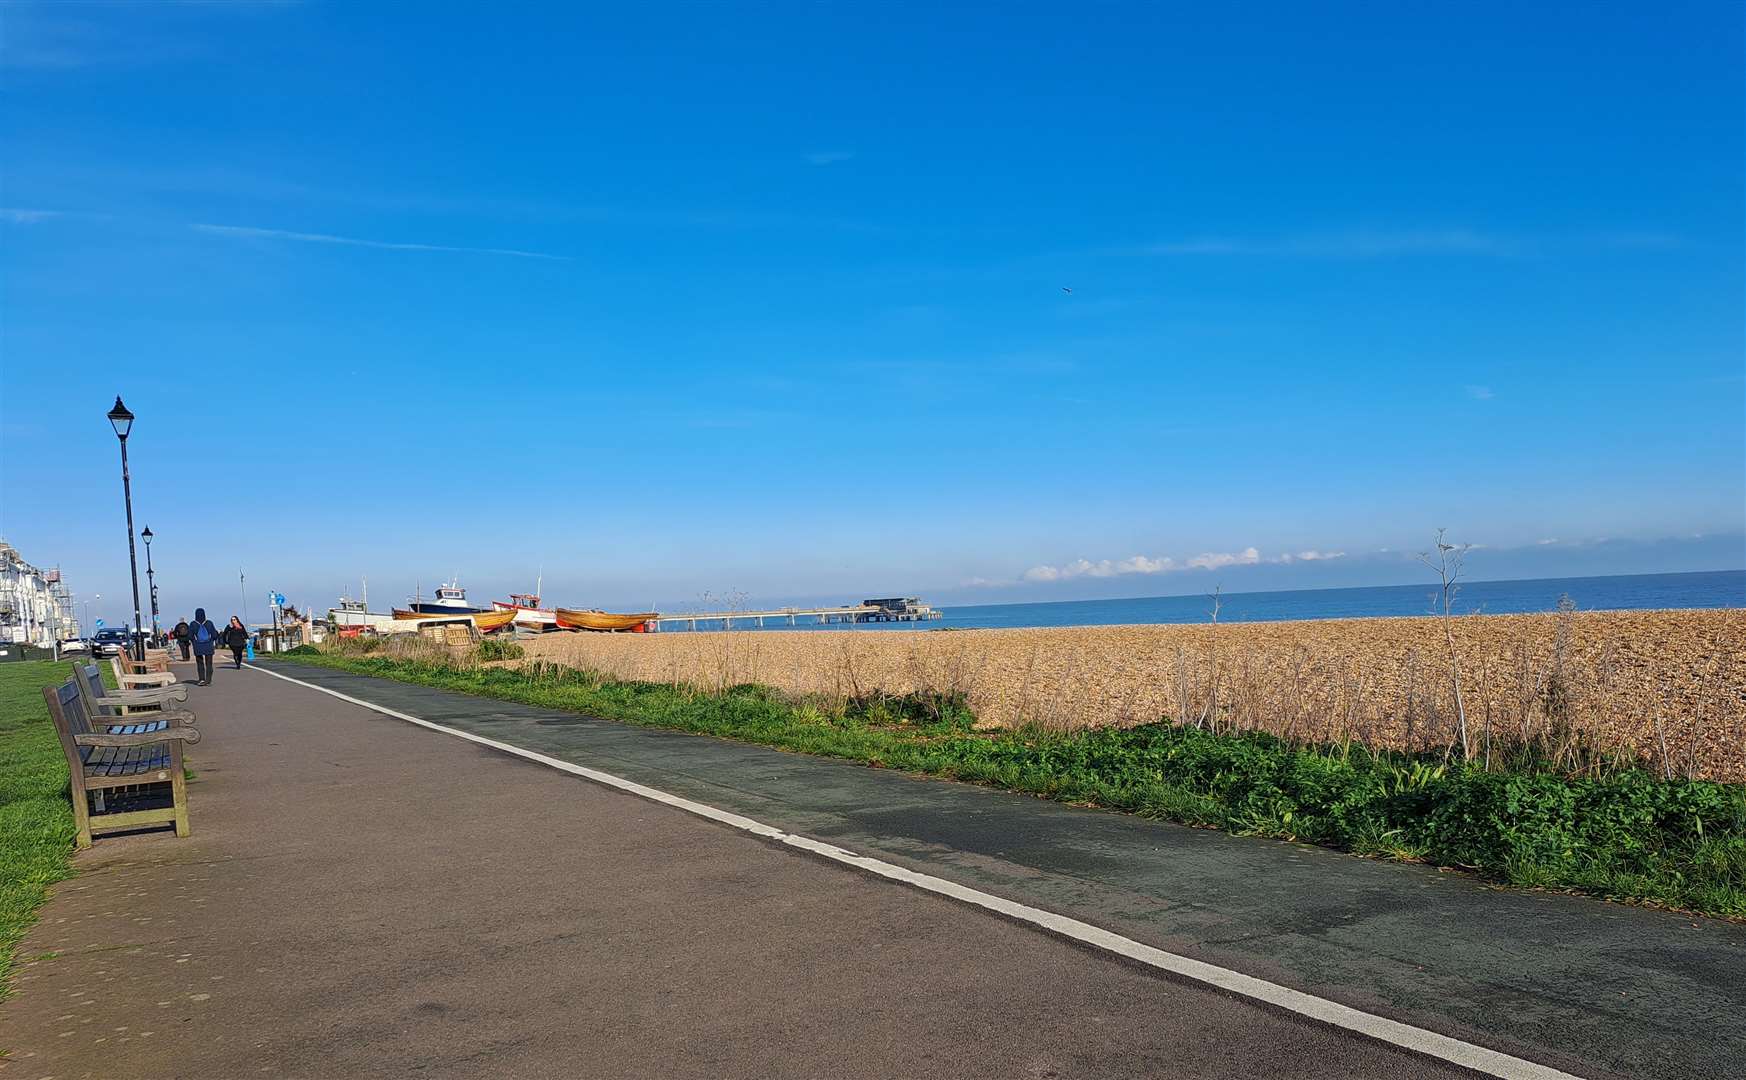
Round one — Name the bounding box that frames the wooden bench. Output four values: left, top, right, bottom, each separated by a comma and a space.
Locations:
116, 646, 173, 673
75, 663, 195, 729
110, 653, 177, 689
44, 679, 199, 848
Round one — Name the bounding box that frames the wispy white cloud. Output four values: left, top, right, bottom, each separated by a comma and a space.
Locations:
1022, 546, 1352, 582
803, 150, 856, 166
0, 207, 59, 224
1466, 385, 1495, 400
1, 0, 294, 71
1024, 546, 1284, 583
1588, 230, 1684, 250
1134, 227, 1683, 260
191, 223, 570, 261
1185, 547, 1262, 571
1142, 229, 1518, 259
1277, 550, 1347, 563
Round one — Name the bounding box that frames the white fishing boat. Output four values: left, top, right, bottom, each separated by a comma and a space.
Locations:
493, 591, 557, 629
406, 580, 488, 615
327, 597, 395, 630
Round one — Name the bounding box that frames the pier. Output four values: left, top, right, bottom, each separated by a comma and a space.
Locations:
653, 597, 943, 631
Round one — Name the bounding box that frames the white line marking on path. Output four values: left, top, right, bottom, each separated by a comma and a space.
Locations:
247, 663, 1584, 1080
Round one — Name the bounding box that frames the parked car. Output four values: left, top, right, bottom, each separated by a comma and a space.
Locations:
59, 638, 89, 653
90, 628, 131, 656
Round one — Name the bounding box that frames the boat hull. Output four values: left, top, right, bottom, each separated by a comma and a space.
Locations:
406, 601, 490, 615
555, 608, 658, 632
328, 607, 396, 630
493, 601, 558, 627
393, 608, 517, 632
471, 609, 518, 633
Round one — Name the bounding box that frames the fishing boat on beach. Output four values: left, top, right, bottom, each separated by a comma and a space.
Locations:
391, 607, 517, 632
405, 581, 488, 615
555, 608, 658, 632
328, 597, 395, 630
469, 609, 518, 632
493, 592, 557, 629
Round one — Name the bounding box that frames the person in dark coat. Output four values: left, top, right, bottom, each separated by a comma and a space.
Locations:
187, 608, 220, 685
173, 618, 191, 660
222, 616, 249, 668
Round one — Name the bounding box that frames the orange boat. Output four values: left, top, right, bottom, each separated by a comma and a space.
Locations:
555, 608, 658, 632
470, 609, 518, 633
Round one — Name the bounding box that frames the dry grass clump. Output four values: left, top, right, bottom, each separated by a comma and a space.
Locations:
518, 608, 1746, 781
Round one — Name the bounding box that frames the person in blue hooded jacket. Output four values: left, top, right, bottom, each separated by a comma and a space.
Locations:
187, 608, 220, 685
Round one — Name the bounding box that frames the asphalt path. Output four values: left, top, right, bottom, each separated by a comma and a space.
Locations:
4, 659, 1737, 1077
251, 660, 1744, 1080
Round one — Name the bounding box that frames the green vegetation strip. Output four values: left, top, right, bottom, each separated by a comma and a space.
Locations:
277, 648, 1746, 918
0, 662, 82, 995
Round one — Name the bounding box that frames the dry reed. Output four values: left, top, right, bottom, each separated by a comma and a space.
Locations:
514, 608, 1746, 781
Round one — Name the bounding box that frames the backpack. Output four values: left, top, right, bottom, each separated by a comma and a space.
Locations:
194, 622, 213, 645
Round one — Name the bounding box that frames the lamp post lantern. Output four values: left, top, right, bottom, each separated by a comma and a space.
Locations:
142, 526, 160, 646
107, 396, 146, 661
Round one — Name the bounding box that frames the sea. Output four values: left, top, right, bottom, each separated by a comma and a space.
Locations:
668, 570, 1745, 632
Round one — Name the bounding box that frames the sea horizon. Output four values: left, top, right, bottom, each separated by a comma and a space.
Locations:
659, 569, 1746, 633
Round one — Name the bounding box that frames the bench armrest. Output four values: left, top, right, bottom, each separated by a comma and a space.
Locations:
75, 728, 200, 747
119, 672, 177, 687
113, 708, 197, 727
101, 686, 190, 704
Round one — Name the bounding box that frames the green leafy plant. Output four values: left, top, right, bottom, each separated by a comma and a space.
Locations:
474, 638, 525, 662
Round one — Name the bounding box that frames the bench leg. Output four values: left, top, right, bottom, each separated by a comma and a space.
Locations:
71, 786, 93, 849
170, 742, 190, 838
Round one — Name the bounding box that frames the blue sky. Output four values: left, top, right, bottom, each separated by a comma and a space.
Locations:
2, 1, 1742, 626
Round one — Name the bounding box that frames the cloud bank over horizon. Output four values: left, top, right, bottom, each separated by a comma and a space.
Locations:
1017, 547, 1347, 584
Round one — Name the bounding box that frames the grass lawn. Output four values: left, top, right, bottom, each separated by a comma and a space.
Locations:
278, 646, 1746, 919
0, 660, 83, 997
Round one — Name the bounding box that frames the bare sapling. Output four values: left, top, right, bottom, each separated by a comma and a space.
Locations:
1653, 678, 1673, 781
1417, 529, 1472, 760
1173, 646, 1195, 729
1478, 655, 1495, 771
1200, 586, 1224, 731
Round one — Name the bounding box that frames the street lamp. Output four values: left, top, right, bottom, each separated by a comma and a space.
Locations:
142, 526, 160, 645
107, 396, 146, 662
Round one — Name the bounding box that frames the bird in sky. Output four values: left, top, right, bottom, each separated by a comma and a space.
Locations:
1061, 286, 1072, 293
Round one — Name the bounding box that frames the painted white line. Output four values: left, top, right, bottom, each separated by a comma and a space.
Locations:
246, 663, 1584, 1080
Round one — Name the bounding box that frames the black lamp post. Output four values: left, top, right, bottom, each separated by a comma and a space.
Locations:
142, 526, 160, 645
107, 396, 146, 662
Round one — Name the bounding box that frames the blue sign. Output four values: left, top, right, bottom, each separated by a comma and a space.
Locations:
94, 618, 105, 629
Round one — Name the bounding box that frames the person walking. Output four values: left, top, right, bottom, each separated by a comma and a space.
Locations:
222, 616, 249, 669
173, 618, 191, 660
188, 608, 219, 685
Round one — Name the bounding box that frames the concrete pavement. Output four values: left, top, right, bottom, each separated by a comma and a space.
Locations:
3, 659, 1477, 1079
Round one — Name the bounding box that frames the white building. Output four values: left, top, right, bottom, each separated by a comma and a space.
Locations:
0, 540, 77, 646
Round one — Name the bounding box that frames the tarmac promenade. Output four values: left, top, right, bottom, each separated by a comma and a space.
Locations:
2, 659, 1740, 1078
